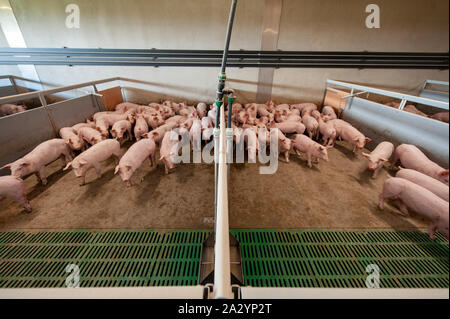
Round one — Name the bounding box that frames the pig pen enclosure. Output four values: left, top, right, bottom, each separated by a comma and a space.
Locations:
0, 76, 448, 294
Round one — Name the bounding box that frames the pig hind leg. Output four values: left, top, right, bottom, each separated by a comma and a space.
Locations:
428, 223, 438, 240
394, 199, 409, 216
37, 167, 47, 185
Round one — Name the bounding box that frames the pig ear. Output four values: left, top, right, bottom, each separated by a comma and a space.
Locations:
114, 165, 120, 174
141, 133, 148, 138
159, 156, 164, 161
365, 137, 372, 142
379, 157, 388, 162
362, 152, 370, 158
440, 170, 449, 176
79, 159, 88, 165
65, 139, 70, 145
318, 145, 325, 150
63, 162, 72, 170
1, 163, 11, 170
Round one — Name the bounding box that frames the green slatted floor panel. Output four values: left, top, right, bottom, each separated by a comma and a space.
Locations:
231, 230, 449, 288
0, 230, 210, 288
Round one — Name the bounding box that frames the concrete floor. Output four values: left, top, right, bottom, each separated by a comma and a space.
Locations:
0, 140, 429, 231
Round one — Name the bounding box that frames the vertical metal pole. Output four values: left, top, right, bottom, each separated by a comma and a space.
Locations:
214, 0, 237, 300
38, 93, 58, 136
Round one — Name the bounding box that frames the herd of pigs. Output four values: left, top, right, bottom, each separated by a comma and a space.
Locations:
0, 100, 449, 240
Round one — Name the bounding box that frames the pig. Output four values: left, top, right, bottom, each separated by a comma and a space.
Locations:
257, 104, 271, 117
431, 112, 449, 123
59, 127, 84, 151
179, 106, 198, 118
338, 125, 371, 153
95, 118, 110, 138
242, 128, 258, 163
321, 106, 337, 121
274, 109, 288, 123
311, 110, 321, 120
290, 103, 307, 112
271, 128, 291, 162
63, 139, 121, 186
316, 116, 337, 147
378, 177, 449, 240
384, 101, 400, 108
0, 176, 32, 212
302, 114, 319, 139
362, 141, 394, 178
403, 105, 429, 118
115, 102, 141, 113
196, 103, 208, 118
300, 103, 318, 117
275, 104, 290, 112
110, 120, 132, 142
208, 108, 218, 126
72, 121, 96, 134
159, 130, 180, 174
291, 134, 330, 168
237, 110, 250, 125
165, 115, 186, 126
0, 103, 27, 116
1, 139, 72, 185
396, 168, 449, 202
134, 114, 149, 141
114, 138, 156, 186
143, 113, 165, 130
270, 121, 306, 135
94, 112, 134, 126
77, 127, 104, 146
189, 119, 202, 150
391, 144, 449, 185
142, 122, 178, 146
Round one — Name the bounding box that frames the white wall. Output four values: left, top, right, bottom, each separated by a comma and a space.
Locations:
1, 0, 448, 104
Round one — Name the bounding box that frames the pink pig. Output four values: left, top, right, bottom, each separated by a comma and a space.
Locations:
72, 121, 96, 134
271, 128, 291, 162
159, 130, 180, 174
59, 127, 84, 151
322, 106, 337, 121
396, 168, 449, 202
391, 144, 449, 185
95, 118, 110, 138
316, 116, 337, 147
291, 134, 330, 168
378, 177, 449, 240
110, 120, 132, 141
270, 121, 306, 135
114, 138, 156, 186
302, 114, 319, 139
115, 102, 141, 113
300, 103, 318, 117
362, 141, 394, 178
431, 112, 449, 123
0, 103, 27, 116
196, 103, 207, 118
134, 114, 149, 141
339, 125, 371, 153
63, 139, 121, 186
0, 176, 31, 212
1, 139, 72, 185
77, 127, 104, 146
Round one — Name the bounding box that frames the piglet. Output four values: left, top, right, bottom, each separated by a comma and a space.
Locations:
95, 118, 110, 138
78, 127, 104, 147
302, 114, 319, 139
339, 125, 371, 153
196, 103, 207, 118
321, 106, 337, 121
271, 128, 291, 162
270, 121, 306, 135
115, 138, 156, 186
0, 176, 31, 212
362, 141, 394, 178
0, 103, 27, 116
63, 139, 121, 186
72, 121, 96, 134
159, 130, 180, 174
379, 177, 449, 240
111, 120, 132, 142
431, 112, 449, 123
300, 103, 318, 117
59, 127, 84, 151
396, 168, 449, 202
317, 116, 336, 147
1, 139, 72, 185
391, 144, 449, 185
133, 114, 148, 141
291, 134, 330, 168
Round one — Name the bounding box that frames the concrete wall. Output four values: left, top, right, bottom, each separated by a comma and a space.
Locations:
1, 0, 448, 104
